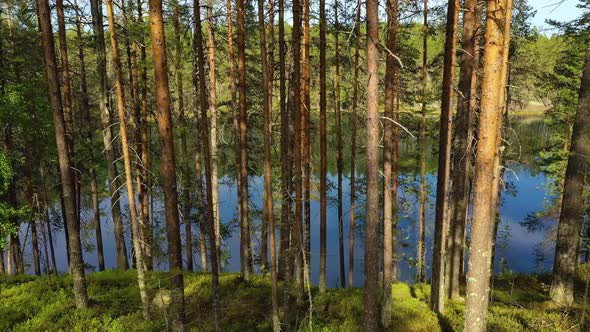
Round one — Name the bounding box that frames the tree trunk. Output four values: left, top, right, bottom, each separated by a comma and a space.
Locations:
136, 0, 152, 271
417, 0, 427, 283
106, 0, 150, 319
257, 0, 280, 327
234, 0, 253, 281
39, 159, 57, 274
318, 0, 327, 293
364, 0, 380, 328
194, 0, 221, 325
89, 0, 129, 270
465, 0, 513, 330
445, 0, 480, 299
550, 25, 590, 309
278, 0, 291, 281
430, 0, 459, 314
37, 0, 88, 308
382, 0, 398, 325
25, 149, 41, 276
302, 0, 311, 284
348, 0, 361, 288
292, 0, 303, 293
73, 0, 104, 272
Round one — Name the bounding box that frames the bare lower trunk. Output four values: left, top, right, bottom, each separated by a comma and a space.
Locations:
430, 0, 459, 314
551, 32, 590, 308
465, 1, 513, 330
364, 0, 380, 328
90, 0, 128, 270
301, 0, 311, 284
318, 0, 327, 293
446, 0, 480, 299
37, 0, 88, 308
348, 0, 361, 288
382, 0, 398, 326
106, 0, 150, 319
25, 149, 41, 276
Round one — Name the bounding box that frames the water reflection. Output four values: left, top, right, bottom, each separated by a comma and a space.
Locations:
20, 115, 557, 287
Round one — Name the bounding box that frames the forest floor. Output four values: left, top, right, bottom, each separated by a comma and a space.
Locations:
1, 270, 589, 331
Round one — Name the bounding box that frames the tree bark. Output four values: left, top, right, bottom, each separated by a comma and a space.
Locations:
364, 0, 380, 328
348, 0, 361, 288
89, 0, 129, 270
257, 0, 280, 327
194, 0, 221, 324
106, 0, 150, 319
318, 0, 327, 293
302, 0, 311, 285
25, 149, 41, 276
465, 1, 513, 330
417, 0, 428, 284
430, 0, 459, 314
446, 0, 480, 299
550, 25, 590, 309
37, 0, 88, 308
382, 0, 398, 325
206, 0, 222, 273
235, 0, 253, 281
39, 159, 57, 274
292, 0, 303, 293
278, 0, 291, 281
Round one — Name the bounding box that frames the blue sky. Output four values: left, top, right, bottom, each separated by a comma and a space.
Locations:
529, 0, 582, 30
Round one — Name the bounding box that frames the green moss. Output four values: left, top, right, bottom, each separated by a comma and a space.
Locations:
1, 272, 589, 331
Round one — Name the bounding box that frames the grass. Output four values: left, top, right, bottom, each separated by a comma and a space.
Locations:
1, 271, 589, 331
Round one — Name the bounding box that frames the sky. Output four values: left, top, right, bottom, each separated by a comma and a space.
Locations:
529, 0, 582, 31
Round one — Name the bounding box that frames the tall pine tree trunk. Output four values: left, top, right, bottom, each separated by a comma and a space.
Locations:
382, 0, 398, 325
318, 0, 327, 293
446, 0, 480, 299
348, 0, 361, 288
465, 1, 513, 329
334, 1, 345, 289
550, 15, 590, 310
302, 0, 311, 284
106, 0, 150, 319
364, 0, 380, 328
430, 0, 459, 314
194, 0, 221, 324
90, 0, 129, 270
37, 0, 88, 308
206, 0, 221, 273
417, 0, 428, 284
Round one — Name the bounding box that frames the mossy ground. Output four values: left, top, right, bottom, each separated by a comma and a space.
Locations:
0, 271, 588, 331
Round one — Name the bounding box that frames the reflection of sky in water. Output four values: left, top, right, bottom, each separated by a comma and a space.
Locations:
20, 161, 557, 288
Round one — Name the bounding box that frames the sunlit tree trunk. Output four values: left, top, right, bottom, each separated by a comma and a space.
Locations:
90, 0, 129, 270
348, 0, 361, 288
106, 0, 150, 319
417, 0, 428, 284
382, 0, 398, 325
206, 0, 221, 272
364, 0, 380, 328
430, 0, 459, 314
148, 0, 189, 328
465, 0, 513, 330
37, 0, 88, 308
194, 0, 221, 324
550, 18, 590, 310
318, 0, 327, 293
